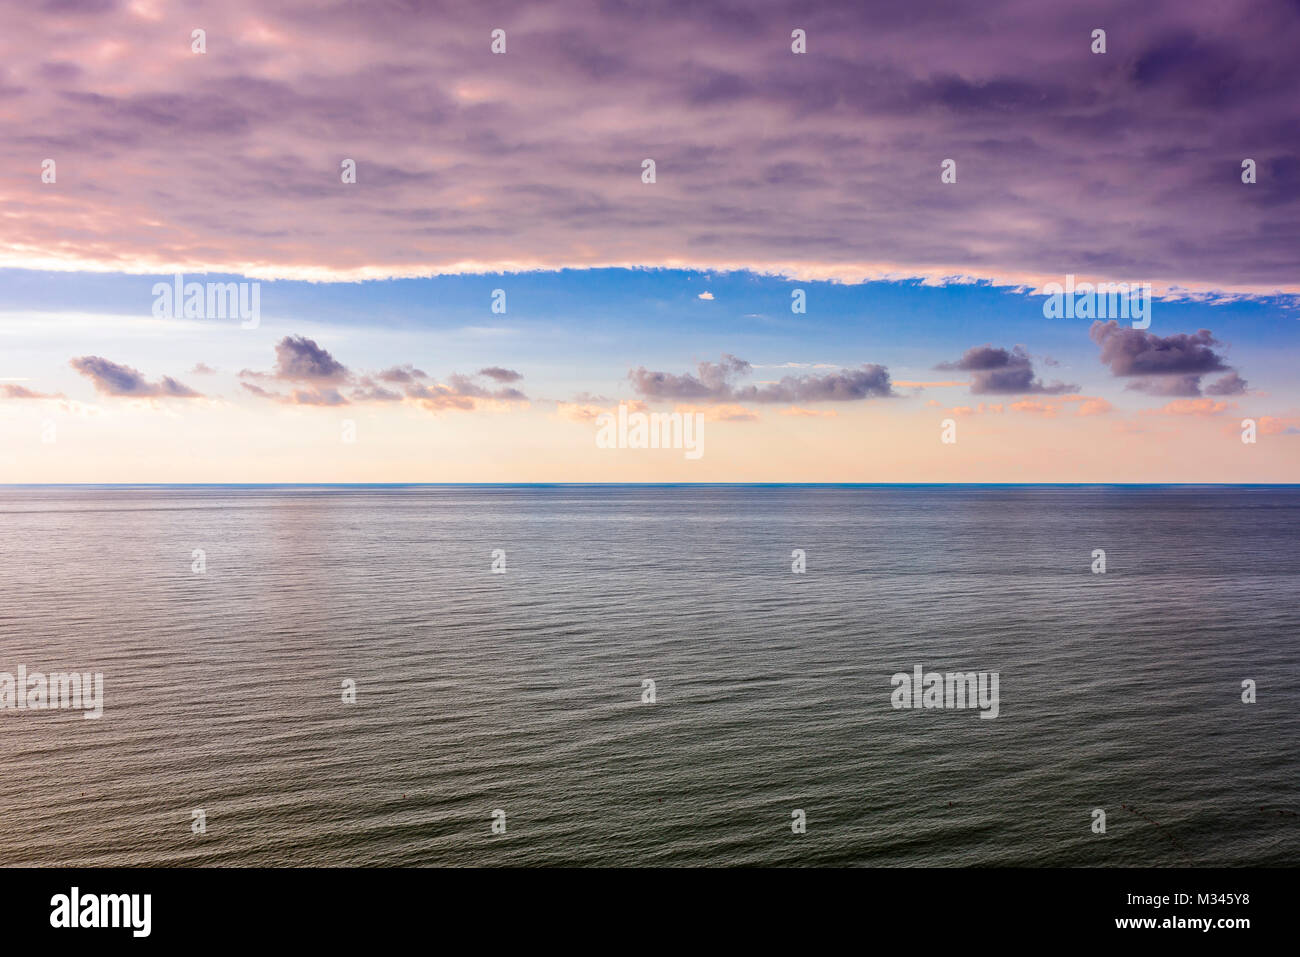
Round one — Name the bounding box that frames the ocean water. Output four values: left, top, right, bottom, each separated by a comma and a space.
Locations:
0, 484, 1296, 868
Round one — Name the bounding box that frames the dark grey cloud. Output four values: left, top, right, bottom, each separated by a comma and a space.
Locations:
70, 356, 201, 398
1090, 320, 1240, 396
629, 354, 894, 403
937, 344, 1077, 395
1089, 321, 1228, 376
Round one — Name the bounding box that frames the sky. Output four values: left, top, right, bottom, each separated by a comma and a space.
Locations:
1, 0, 1298, 482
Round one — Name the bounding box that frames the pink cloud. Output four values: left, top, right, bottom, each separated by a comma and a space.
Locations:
1010, 399, 1059, 417
946, 402, 1006, 416
1259, 415, 1300, 435
674, 403, 759, 423
1009, 394, 1112, 417
779, 407, 839, 418
1146, 398, 1234, 417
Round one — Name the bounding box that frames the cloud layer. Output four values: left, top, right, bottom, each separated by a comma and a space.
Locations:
2, 0, 1298, 293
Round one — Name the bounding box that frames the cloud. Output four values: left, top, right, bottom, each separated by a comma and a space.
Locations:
1145, 398, 1234, 416
1122, 374, 1207, 397
1089, 322, 1227, 375
556, 399, 647, 423
629, 353, 894, 403
1205, 371, 1249, 396
1260, 415, 1300, 435
239, 335, 352, 400
6, 1, 1298, 296
478, 367, 523, 383
697, 292, 715, 300
1090, 320, 1242, 396
630, 354, 751, 401
946, 403, 1006, 416
1075, 397, 1113, 417
288, 388, 348, 407
556, 402, 605, 423
755, 362, 839, 370
1009, 399, 1060, 417
255, 335, 350, 384
780, 407, 839, 418
238, 337, 524, 412
375, 364, 428, 383
350, 379, 403, 402
241, 382, 348, 406
739, 367, 895, 403
1, 384, 64, 399
190, 363, 217, 375
404, 374, 527, 412
999, 394, 1110, 417
937, 344, 1077, 395
70, 356, 201, 398
240, 382, 278, 400
675, 403, 758, 422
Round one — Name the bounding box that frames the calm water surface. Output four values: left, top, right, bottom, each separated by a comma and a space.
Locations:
1, 485, 1296, 866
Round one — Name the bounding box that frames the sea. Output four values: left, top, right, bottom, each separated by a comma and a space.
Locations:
1, 484, 1296, 867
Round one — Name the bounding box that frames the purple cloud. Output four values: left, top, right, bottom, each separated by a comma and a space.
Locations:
70, 356, 201, 398
1090, 320, 1239, 396
479, 367, 523, 383
937, 345, 1077, 395
375, 365, 428, 383
239, 335, 352, 396
351, 379, 403, 402
1, 384, 64, 399
287, 388, 348, 407
1205, 371, 1249, 395
2, 1, 1296, 294
267, 336, 349, 383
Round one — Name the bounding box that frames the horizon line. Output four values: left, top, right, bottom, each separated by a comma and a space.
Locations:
3, 482, 1298, 489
